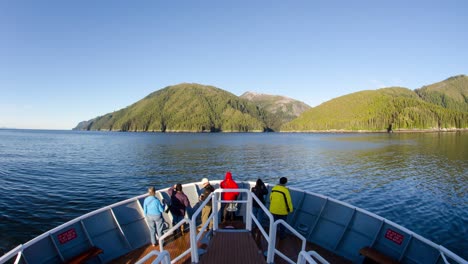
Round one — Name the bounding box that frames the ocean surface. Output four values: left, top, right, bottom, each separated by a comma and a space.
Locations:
0, 129, 467, 259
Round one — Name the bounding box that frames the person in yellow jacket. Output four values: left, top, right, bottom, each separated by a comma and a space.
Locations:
269, 177, 293, 239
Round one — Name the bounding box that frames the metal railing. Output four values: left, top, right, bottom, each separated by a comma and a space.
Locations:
137, 186, 468, 264
0, 194, 148, 264
2, 182, 467, 264
249, 192, 276, 263
188, 188, 260, 263
189, 188, 322, 264
212, 188, 253, 231
188, 190, 214, 263
157, 218, 191, 263
297, 251, 330, 264
267, 219, 307, 264
135, 249, 171, 264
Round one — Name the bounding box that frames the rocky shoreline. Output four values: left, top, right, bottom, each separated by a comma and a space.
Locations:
281, 128, 468, 133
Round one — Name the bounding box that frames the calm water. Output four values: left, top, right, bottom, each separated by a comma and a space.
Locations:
0, 130, 467, 259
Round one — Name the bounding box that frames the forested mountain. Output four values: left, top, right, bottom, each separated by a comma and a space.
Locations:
240, 92, 310, 131
415, 75, 468, 112
281, 86, 467, 132
74, 83, 270, 132
74, 75, 468, 133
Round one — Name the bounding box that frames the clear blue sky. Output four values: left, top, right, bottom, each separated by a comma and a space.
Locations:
1, 0, 467, 129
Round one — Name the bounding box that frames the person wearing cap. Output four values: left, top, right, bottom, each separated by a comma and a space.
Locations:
269, 177, 293, 239
199, 178, 215, 230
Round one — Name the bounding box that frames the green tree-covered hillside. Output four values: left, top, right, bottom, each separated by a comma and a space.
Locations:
281, 87, 467, 131
75, 75, 468, 133
415, 75, 468, 112
240, 92, 311, 131
74, 83, 269, 132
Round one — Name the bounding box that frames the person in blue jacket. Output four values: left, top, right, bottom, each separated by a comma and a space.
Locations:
143, 186, 165, 246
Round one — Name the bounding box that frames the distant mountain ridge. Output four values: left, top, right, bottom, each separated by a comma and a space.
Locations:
240, 92, 311, 131
74, 75, 468, 132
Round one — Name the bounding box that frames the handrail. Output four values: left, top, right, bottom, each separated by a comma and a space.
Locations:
297, 251, 330, 264
158, 218, 191, 263
13, 251, 22, 264
269, 219, 307, 264
0, 245, 22, 264
0, 195, 147, 264
164, 187, 303, 264
250, 193, 275, 263
189, 190, 215, 263
135, 249, 171, 264
188, 187, 275, 263
212, 188, 253, 231
439, 245, 466, 264
2, 181, 467, 264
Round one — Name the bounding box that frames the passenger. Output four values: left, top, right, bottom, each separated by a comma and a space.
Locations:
220, 171, 239, 223
251, 178, 268, 228
143, 186, 165, 246
269, 177, 293, 240
199, 178, 215, 230
168, 183, 190, 235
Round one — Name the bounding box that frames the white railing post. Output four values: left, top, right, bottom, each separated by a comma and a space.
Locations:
13, 250, 23, 264
188, 190, 219, 263
245, 191, 252, 231
297, 251, 329, 264
213, 192, 219, 231
266, 222, 277, 264
270, 219, 308, 264
189, 192, 214, 263
135, 249, 171, 264
189, 217, 199, 263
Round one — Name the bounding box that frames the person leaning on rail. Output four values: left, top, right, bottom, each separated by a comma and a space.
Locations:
199, 178, 215, 231
269, 177, 293, 239
143, 186, 165, 246
251, 178, 268, 229
168, 183, 190, 235
220, 171, 240, 223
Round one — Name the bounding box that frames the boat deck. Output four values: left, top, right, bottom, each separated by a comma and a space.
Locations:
200, 231, 265, 264
3, 181, 465, 264
110, 229, 192, 263
110, 220, 352, 264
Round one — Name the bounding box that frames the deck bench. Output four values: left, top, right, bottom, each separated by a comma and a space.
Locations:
66, 246, 103, 264
359, 246, 399, 264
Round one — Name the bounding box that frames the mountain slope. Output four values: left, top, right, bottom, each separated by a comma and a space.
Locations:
281, 87, 467, 131
240, 92, 311, 131
415, 75, 468, 112
74, 83, 269, 132
74, 75, 468, 133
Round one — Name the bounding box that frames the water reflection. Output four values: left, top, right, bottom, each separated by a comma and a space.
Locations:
0, 130, 466, 259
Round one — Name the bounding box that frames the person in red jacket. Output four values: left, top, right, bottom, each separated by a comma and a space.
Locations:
220, 171, 239, 222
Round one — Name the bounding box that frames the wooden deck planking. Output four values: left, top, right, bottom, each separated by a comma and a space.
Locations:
110, 232, 192, 264
111, 219, 352, 264
253, 228, 352, 264
200, 231, 266, 264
